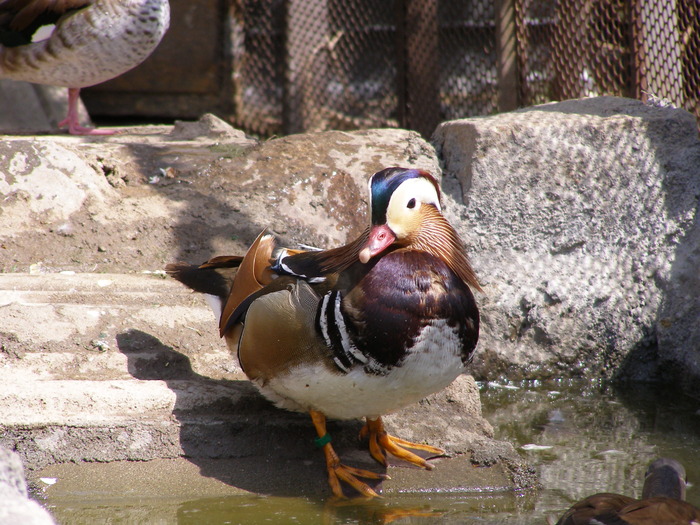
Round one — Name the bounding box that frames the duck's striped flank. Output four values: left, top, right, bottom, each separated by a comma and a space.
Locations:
316, 290, 389, 375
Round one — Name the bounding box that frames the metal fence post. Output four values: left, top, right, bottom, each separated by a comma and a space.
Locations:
398, 0, 440, 138
633, 0, 684, 107
284, 0, 330, 134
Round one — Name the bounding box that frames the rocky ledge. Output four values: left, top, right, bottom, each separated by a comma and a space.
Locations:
1, 97, 699, 514
1, 118, 533, 514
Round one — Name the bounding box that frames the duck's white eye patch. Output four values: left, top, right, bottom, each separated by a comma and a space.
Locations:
385, 176, 442, 238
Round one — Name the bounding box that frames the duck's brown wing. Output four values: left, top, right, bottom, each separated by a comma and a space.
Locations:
556, 493, 635, 525
218, 230, 276, 337
616, 497, 700, 525
235, 279, 330, 382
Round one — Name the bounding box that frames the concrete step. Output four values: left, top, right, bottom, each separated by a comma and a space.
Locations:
0, 272, 239, 382
0, 272, 534, 496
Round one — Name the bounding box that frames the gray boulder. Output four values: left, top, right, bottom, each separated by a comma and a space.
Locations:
0, 447, 55, 525
434, 96, 700, 386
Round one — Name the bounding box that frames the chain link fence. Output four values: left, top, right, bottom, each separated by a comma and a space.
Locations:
230, 0, 700, 137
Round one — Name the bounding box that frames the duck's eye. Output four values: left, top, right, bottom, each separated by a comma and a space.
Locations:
407, 198, 416, 209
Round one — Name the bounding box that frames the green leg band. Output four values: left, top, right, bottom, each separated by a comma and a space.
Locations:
314, 433, 332, 448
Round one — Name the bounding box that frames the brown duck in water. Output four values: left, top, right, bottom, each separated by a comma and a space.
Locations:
556, 458, 700, 525
167, 167, 481, 497
0, 0, 169, 134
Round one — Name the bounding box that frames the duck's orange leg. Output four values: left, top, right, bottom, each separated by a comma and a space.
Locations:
360, 417, 445, 469
309, 410, 386, 498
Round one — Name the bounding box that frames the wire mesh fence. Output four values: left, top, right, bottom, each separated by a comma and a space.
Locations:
230, 0, 700, 137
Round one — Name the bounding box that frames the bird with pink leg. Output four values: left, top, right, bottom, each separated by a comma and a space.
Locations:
0, 0, 169, 135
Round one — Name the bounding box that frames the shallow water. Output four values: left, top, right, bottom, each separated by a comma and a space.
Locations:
44, 379, 700, 524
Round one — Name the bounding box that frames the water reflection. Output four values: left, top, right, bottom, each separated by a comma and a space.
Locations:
172, 492, 536, 525
175, 496, 448, 525
46, 379, 700, 524
321, 498, 445, 524
479, 378, 700, 522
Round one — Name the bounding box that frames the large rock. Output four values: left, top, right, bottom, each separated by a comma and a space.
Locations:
434, 97, 700, 385
0, 121, 435, 273
0, 120, 530, 497
0, 447, 55, 524
656, 193, 700, 393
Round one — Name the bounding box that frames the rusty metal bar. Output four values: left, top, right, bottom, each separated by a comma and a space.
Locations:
399, 0, 440, 138
497, 0, 518, 111
631, 0, 646, 101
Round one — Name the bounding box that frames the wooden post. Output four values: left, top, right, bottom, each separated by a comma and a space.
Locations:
497, 0, 518, 112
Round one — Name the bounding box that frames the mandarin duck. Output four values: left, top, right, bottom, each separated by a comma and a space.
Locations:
0, 0, 169, 135
166, 167, 481, 498
556, 458, 700, 525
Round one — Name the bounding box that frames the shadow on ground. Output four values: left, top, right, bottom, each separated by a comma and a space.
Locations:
115, 329, 385, 498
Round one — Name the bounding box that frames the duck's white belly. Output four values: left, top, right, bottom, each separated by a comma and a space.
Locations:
255, 319, 467, 420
